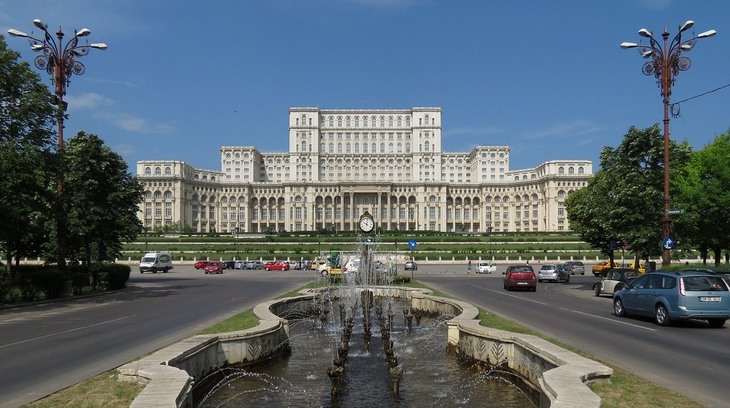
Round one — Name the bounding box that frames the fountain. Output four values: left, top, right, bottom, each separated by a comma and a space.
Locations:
194, 235, 538, 407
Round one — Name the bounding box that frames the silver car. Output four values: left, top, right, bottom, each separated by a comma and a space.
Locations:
538, 264, 570, 283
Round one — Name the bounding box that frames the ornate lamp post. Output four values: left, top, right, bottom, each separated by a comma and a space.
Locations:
8, 19, 107, 268
621, 20, 715, 267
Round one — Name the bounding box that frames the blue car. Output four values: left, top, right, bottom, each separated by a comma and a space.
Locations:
613, 270, 730, 327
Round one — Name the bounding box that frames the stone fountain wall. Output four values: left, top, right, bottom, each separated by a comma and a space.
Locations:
118, 288, 611, 408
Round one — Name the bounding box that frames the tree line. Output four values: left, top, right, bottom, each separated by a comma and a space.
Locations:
566, 125, 730, 266
0, 35, 142, 281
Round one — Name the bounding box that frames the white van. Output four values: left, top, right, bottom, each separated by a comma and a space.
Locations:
139, 252, 173, 273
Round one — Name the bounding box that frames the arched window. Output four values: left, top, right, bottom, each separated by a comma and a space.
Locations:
154, 167, 161, 175
144, 167, 152, 175
164, 167, 172, 175
558, 167, 565, 175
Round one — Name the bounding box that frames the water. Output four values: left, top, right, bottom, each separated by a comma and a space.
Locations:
198, 297, 535, 408
198, 235, 535, 407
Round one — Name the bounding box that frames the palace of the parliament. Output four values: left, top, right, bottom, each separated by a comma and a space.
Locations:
137, 107, 592, 234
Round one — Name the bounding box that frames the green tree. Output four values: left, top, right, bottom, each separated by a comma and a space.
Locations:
566, 125, 692, 264
0, 35, 56, 277
63, 132, 144, 286
673, 131, 730, 265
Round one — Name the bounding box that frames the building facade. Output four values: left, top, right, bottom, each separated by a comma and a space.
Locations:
137, 107, 592, 234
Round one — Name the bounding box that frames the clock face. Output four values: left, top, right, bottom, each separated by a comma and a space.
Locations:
359, 215, 374, 233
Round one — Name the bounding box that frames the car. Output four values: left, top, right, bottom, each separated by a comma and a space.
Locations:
537, 264, 570, 283
503, 264, 537, 291
204, 261, 224, 274
593, 268, 640, 297
234, 260, 246, 269
265, 261, 289, 271
248, 261, 265, 270
404, 260, 417, 271
681, 268, 730, 285
613, 270, 730, 327
222, 260, 236, 270
476, 261, 496, 274
563, 261, 585, 275
317, 263, 343, 277
592, 261, 620, 276
194, 260, 210, 270
342, 258, 360, 273
620, 262, 647, 274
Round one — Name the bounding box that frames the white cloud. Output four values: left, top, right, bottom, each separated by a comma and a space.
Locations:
65, 92, 113, 110
98, 112, 175, 134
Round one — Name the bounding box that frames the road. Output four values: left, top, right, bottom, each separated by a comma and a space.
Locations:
1, 263, 728, 407
415, 263, 730, 408
0, 267, 312, 408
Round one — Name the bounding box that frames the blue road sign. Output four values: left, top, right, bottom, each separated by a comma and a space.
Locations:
408, 239, 417, 249
663, 236, 675, 250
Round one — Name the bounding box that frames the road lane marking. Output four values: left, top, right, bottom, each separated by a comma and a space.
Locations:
471, 284, 657, 332
0, 316, 134, 349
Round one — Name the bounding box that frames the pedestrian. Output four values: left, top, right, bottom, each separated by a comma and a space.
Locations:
466, 260, 472, 275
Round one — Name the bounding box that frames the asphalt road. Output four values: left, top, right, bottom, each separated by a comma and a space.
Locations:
1, 263, 728, 407
0, 267, 312, 408
415, 263, 730, 408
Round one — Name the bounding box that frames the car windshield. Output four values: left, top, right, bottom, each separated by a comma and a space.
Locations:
142, 257, 155, 262
511, 266, 533, 273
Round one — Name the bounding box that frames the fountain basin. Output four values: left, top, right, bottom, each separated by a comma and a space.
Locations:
118, 287, 611, 407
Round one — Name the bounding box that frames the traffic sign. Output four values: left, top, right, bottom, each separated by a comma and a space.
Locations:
408, 240, 417, 249
663, 236, 676, 250
667, 209, 685, 215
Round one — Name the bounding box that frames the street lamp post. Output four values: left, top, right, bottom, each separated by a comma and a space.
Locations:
8, 19, 107, 268
621, 20, 716, 267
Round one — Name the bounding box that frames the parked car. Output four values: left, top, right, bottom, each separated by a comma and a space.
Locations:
404, 260, 417, 271
563, 261, 585, 275
613, 270, 730, 327
503, 264, 537, 291
248, 261, 265, 270
234, 260, 246, 269
317, 263, 343, 277
222, 260, 236, 270
592, 261, 620, 277
265, 261, 289, 271
593, 268, 640, 297
538, 264, 570, 283
194, 260, 210, 270
204, 261, 224, 274
476, 261, 496, 274
620, 262, 647, 274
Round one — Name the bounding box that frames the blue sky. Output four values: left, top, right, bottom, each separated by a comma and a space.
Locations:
2, 0, 729, 173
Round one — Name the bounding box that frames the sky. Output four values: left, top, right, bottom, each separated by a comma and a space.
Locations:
1, 0, 728, 173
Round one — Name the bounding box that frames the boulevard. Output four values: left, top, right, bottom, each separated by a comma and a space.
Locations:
0, 263, 728, 407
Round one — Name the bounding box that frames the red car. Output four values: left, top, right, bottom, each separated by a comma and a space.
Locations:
503, 264, 537, 291
204, 261, 224, 274
194, 260, 210, 269
264, 261, 289, 271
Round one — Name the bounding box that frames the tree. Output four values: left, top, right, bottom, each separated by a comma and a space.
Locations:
0, 35, 56, 277
673, 131, 730, 265
63, 131, 143, 286
566, 125, 692, 264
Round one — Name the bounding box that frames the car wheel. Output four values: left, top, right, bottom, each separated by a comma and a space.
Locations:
708, 319, 726, 328
655, 304, 670, 326
564, 275, 570, 283
613, 298, 626, 317
593, 283, 601, 296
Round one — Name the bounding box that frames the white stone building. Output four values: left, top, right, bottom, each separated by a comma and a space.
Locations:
137, 107, 592, 234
